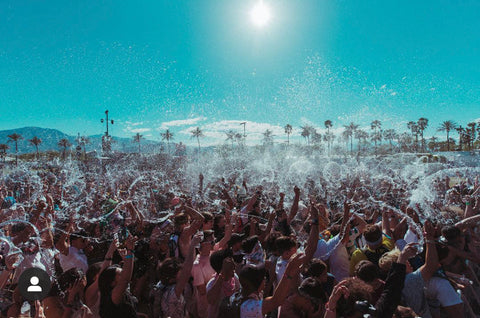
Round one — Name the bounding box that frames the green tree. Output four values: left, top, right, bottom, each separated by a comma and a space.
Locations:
29, 136, 42, 159
417, 117, 429, 152
324, 120, 333, 152
132, 133, 143, 154
58, 138, 72, 160
191, 127, 204, 153
344, 122, 358, 154
407, 121, 419, 152
437, 121, 457, 151
284, 124, 293, 145
300, 125, 313, 145
7, 133, 23, 166
383, 129, 397, 152
262, 129, 274, 146
370, 120, 382, 155
161, 129, 174, 154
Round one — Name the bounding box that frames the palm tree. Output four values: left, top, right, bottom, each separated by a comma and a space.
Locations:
132, 133, 143, 154
407, 121, 419, 152
466, 122, 477, 150
311, 130, 322, 146
301, 125, 313, 145
225, 130, 236, 147
284, 124, 293, 145
383, 129, 397, 152
234, 133, 243, 146
370, 120, 382, 155
341, 130, 350, 152
29, 136, 42, 159
456, 126, 465, 151
428, 136, 438, 152
7, 133, 23, 166
161, 129, 174, 154
437, 121, 457, 151
0, 144, 9, 162
417, 117, 428, 152
58, 138, 71, 160
324, 120, 333, 152
262, 129, 274, 146
191, 127, 204, 153
344, 122, 358, 154
79, 136, 90, 158
354, 129, 368, 153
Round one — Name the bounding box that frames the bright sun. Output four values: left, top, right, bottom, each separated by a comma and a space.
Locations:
250, 2, 271, 27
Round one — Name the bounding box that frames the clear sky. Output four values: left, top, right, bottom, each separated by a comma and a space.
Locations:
0, 0, 479, 145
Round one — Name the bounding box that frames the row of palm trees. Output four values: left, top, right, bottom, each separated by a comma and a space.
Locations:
2, 119, 479, 161
0, 133, 82, 165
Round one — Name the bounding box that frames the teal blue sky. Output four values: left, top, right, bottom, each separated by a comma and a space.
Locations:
0, 0, 479, 145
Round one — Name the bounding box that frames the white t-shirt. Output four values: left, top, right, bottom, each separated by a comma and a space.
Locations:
314, 235, 350, 281
192, 255, 216, 318
58, 246, 88, 273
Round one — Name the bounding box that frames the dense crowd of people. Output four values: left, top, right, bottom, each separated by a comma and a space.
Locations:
0, 163, 479, 318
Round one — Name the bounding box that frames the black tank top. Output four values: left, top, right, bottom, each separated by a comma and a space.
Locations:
99, 291, 138, 318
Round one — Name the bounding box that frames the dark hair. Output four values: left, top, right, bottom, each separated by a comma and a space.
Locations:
336, 278, 374, 317
441, 226, 462, 242
202, 212, 214, 223
158, 258, 182, 285
242, 236, 259, 254
364, 225, 382, 243
263, 232, 281, 254
98, 265, 120, 297
50, 268, 85, 297
275, 236, 297, 255
435, 242, 450, 261
86, 262, 103, 289
11, 223, 27, 234
210, 249, 230, 273
304, 259, 327, 278
239, 264, 266, 296
174, 213, 188, 227
298, 277, 326, 303
355, 260, 379, 283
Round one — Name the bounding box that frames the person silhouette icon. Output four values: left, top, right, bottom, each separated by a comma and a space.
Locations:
27, 276, 42, 293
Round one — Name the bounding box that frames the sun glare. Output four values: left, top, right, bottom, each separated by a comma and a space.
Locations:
250, 2, 271, 27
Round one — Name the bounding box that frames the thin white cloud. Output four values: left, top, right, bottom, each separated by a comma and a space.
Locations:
158, 117, 207, 130
130, 128, 151, 133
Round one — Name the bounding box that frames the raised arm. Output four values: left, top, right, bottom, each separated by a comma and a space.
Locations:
287, 186, 300, 225
175, 233, 201, 297
303, 204, 320, 265
111, 235, 137, 305
419, 221, 439, 281
262, 253, 305, 315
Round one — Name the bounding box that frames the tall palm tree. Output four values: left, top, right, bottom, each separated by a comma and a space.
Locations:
29, 136, 42, 159
80, 136, 90, 158
225, 130, 236, 147
344, 122, 358, 154
417, 117, 429, 152
161, 129, 174, 154
341, 130, 350, 152
428, 136, 438, 152
132, 133, 143, 154
355, 129, 368, 152
262, 129, 274, 146
383, 129, 397, 152
324, 120, 333, 152
58, 138, 71, 160
311, 130, 322, 146
437, 121, 457, 151
191, 127, 204, 153
284, 124, 293, 145
7, 133, 23, 166
407, 121, 419, 152
370, 120, 382, 155
466, 122, 477, 150
0, 144, 9, 162
301, 125, 313, 145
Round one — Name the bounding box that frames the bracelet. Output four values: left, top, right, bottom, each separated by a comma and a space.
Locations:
465, 202, 471, 206
311, 218, 319, 225
125, 254, 134, 259
425, 239, 436, 244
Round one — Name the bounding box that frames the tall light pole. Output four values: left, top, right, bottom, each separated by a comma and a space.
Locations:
240, 122, 246, 138
101, 110, 114, 138
101, 110, 114, 154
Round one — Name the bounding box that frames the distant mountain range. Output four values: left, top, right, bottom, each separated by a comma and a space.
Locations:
0, 127, 167, 154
